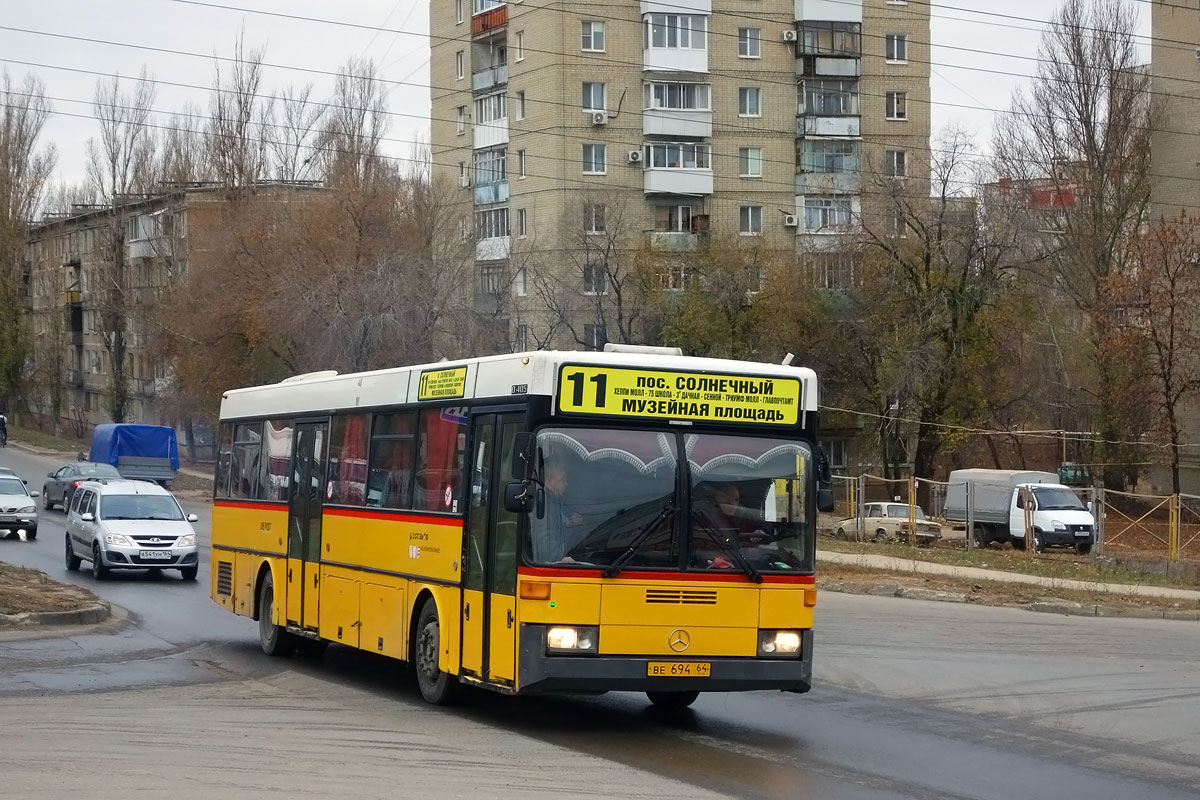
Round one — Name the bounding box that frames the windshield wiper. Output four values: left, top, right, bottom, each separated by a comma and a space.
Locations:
602, 505, 676, 578
691, 511, 762, 584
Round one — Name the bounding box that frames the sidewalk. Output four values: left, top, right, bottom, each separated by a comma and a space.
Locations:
818, 550, 1200, 603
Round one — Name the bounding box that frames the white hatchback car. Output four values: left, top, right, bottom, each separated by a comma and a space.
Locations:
0, 473, 39, 540
65, 479, 200, 580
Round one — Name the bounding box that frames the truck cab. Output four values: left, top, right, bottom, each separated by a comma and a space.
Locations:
1008, 483, 1095, 554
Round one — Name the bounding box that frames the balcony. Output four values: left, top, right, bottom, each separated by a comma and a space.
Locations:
644, 168, 713, 196
796, 172, 860, 194
473, 116, 508, 149
642, 0, 711, 13
797, 56, 861, 78
476, 236, 511, 262
644, 47, 708, 74
795, 0, 861, 22
649, 232, 701, 251
797, 115, 860, 136
473, 180, 510, 205
472, 64, 508, 93
68, 369, 84, 388
62, 252, 81, 268
472, 4, 507, 35
643, 108, 712, 138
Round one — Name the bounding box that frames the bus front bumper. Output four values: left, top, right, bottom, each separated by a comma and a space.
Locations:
518, 625, 813, 694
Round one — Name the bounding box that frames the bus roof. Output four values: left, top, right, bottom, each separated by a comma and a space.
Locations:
219, 350, 818, 422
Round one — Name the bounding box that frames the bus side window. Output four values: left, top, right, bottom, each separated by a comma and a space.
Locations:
366, 412, 415, 509
415, 408, 467, 513
330, 413, 370, 506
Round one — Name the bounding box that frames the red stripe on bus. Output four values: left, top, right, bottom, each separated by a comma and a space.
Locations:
517, 567, 814, 584
324, 507, 463, 527
214, 500, 288, 511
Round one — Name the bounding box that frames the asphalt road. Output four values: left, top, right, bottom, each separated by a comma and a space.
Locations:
1, 446, 1198, 799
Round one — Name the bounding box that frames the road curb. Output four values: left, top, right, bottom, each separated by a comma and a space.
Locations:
0, 602, 111, 627
1027, 601, 1200, 621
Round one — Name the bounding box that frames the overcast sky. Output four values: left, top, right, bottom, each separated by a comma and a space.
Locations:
0, 0, 1153, 186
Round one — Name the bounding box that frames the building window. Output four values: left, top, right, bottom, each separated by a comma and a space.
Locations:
517, 149, 526, 178
476, 207, 510, 239
582, 144, 606, 174
583, 263, 607, 294
475, 93, 506, 123
800, 79, 859, 115
799, 22, 860, 56
517, 208, 527, 237
806, 252, 858, 292
738, 87, 761, 117
515, 31, 525, 61
516, 90, 526, 120
515, 323, 528, 350
653, 204, 695, 232
584, 203, 606, 234
480, 263, 504, 296
647, 142, 711, 169
889, 209, 908, 238
459, 161, 467, 178
800, 139, 859, 173
886, 91, 907, 120
738, 28, 761, 58
645, 82, 711, 110
804, 196, 854, 231
456, 0, 463, 24
456, 106, 466, 134
582, 21, 605, 51
456, 51, 464, 80
474, 147, 507, 183
738, 147, 763, 178
739, 205, 762, 235
645, 14, 707, 50
885, 34, 908, 63
582, 82, 606, 110
583, 324, 606, 351
885, 149, 907, 178
514, 268, 528, 296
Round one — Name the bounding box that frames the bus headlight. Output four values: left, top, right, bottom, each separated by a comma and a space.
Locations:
758, 630, 802, 657
546, 626, 598, 654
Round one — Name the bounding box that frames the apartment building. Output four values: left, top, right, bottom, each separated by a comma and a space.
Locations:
430, 0, 931, 347
1150, 0, 1200, 222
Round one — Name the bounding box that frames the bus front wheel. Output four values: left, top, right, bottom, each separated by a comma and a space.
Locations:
646, 690, 700, 710
258, 571, 295, 657
414, 599, 460, 705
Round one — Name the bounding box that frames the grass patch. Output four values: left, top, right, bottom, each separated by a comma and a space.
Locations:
9, 424, 88, 455
0, 561, 102, 615
818, 534, 1200, 591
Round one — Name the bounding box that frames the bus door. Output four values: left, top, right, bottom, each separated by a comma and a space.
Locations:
286, 420, 328, 632
462, 411, 523, 684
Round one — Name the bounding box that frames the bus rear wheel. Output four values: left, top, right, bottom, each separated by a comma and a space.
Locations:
414, 599, 460, 705
646, 690, 700, 710
258, 571, 295, 657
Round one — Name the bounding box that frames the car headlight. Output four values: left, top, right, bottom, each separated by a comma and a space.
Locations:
18, 506, 35, 514
175, 534, 196, 547
104, 533, 133, 546
546, 626, 598, 654
1052, 520, 1067, 531
758, 630, 802, 657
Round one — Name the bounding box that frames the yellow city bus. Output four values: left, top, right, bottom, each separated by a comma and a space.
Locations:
209, 347, 832, 708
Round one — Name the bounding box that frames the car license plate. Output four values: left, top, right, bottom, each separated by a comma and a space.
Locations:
139, 550, 172, 560
1074, 531, 1090, 538
0, 515, 16, 523
648, 662, 711, 678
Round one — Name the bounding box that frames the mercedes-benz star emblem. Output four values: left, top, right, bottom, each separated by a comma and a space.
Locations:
668, 629, 690, 652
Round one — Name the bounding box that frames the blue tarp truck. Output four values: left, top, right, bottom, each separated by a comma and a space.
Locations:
88, 424, 180, 487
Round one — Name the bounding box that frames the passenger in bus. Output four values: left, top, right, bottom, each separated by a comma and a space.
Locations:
532, 461, 585, 562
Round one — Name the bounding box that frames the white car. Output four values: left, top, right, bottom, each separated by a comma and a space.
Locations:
65, 479, 200, 580
833, 502, 942, 546
0, 474, 39, 540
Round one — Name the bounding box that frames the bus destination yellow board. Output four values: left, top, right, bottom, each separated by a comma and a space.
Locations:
418, 366, 468, 400
557, 365, 802, 425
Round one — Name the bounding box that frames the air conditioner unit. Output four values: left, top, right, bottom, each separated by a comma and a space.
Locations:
782, 29, 798, 42
590, 110, 609, 126
628, 150, 643, 164
459, 175, 471, 188
783, 214, 799, 227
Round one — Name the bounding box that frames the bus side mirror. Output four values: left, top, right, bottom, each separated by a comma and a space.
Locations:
503, 481, 533, 513
816, 445, 835, 512
511, 432, 535, 479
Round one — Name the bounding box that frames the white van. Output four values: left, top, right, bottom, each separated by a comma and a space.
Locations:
65, 479, 200, 580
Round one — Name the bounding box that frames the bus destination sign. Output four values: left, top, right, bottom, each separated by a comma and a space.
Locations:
418, 366, 468, 400
557, 365, 802, 425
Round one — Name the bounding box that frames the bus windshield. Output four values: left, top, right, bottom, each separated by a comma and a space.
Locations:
528, 427, 814, 574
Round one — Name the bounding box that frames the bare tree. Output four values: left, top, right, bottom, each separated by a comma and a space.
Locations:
207, 33, 269, 189
992, 0, 1152, 488
317, 58, 389, 188
0, 69, 56, 414
270, 83, 324, 182
87, 67, 157, 422
156, 104, 210, 186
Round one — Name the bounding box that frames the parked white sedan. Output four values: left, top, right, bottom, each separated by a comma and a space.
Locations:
833, 502, 942, 546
